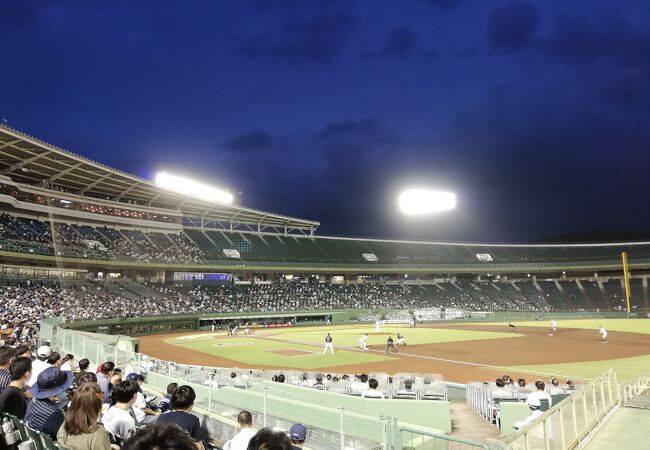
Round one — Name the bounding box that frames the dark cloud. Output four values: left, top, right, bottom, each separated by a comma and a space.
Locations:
223, 129, 273, 153
239, 11, 356, 64
544, 13, 650, 72
487, 2, 539, 51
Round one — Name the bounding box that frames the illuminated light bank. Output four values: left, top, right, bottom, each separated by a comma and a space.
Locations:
155, 172, 233, 204
398, 189, 456, 215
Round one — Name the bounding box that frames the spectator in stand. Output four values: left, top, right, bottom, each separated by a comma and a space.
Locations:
157, 385, 207, 450
121, 423, 198, 450
26, 366, 74, 439
56, 382, 112, 450
289, 423, 308, 450
224, 410, 256, 450
74, 358, 91, 385
28, 345, 53, 387
0, 345, 15, 393
566, 380, 575, 391
0, 356, 32, 418
97, 362, 115, 403
126, 373, 160, 424
396, 379, 416, 398
247, 428, 292, 450
350, 374, 369, 395
517, 378, 527, 389
47, 352, 62, 367
159, 382, 178, 413
312, 374, 324, 390
77, 372, 98, 386
513, 397, 543, 430
102, 380, 138, 442
60, 354, 75, 372
548, 377, 564, 395
527, 380, 553, 407
361, 378, 385, 399
491, 378, 511, 398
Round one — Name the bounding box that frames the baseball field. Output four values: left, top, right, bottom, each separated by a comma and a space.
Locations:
138, 318, 650, 383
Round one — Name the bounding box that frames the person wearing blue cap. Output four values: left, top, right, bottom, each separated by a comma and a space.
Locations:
289, 423, 307, 450
25, 366, 74, 439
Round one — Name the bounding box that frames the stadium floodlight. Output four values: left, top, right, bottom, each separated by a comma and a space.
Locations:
398, 189, 456, 215
155, 172, 233, 204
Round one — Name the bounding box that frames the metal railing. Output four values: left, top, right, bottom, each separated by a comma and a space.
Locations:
619, 375, 650, 404
501, 369, 619, 450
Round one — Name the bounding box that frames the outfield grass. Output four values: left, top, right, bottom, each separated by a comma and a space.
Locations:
512, 354, 650, 381
462, 318, 650, 335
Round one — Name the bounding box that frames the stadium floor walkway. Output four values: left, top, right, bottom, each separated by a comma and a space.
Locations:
583, 406, 650, 450
450, 400, 501, 443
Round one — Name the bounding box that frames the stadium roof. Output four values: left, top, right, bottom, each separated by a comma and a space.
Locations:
0, 125, 319, 232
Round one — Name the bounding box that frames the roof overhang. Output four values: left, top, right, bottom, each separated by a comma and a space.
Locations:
0, 125, 319, 231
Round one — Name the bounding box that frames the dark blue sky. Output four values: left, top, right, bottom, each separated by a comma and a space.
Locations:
1, 0, 649, 242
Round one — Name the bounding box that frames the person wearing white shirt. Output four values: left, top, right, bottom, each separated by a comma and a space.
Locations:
361, 378, 385, 399
513, 397, 544, 430
527, 380, 553, 408
224, 410, 256, 450
28, 346, 52, 387
102, 380, 138, 442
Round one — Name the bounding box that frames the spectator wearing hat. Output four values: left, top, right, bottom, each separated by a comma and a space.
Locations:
0, 356, 32, 418
513, 397, 544, 430
157, 385, 207, 449
25, 366, 74, 439
27, 344, 52, 387
97, 362, 115, 403
289, 423, 307, 450
0, 345, 15, 393
223, 410, 255, 450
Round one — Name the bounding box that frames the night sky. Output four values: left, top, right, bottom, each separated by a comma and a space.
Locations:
1, 0, 649, 242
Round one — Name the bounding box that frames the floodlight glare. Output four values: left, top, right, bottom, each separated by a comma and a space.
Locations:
155, 172, 233, 204
398, 189, 456, 215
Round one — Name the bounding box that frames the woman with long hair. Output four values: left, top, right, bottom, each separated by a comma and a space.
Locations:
57, 382, 112, 450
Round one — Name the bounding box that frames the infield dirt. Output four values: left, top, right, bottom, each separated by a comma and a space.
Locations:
138, 323, 650, 383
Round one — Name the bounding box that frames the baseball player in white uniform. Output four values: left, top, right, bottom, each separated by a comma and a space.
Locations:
323, 333, 335, 354
598, 325, 608, 343
244, 323, 250, 335
375, 320, 381, 333
550, 320, 557, 333
359, 333, 368, 351
396, 333, 406, 346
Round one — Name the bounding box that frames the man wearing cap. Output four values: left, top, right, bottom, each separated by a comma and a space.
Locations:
513, 397, 544, 430
27, 345, 52, 387
289, 423, 308, 450
25, 366, 74, 439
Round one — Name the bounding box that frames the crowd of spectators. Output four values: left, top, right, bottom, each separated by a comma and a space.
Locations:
0, 278, 563, 341
0, 213, 205, 264
0, 342, 311, 450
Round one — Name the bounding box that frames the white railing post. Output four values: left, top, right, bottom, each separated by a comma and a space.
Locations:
339, 405, 346, 450
263, 387, 268, 427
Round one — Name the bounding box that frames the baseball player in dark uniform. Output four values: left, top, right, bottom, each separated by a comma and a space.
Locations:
385, 336, 397, 354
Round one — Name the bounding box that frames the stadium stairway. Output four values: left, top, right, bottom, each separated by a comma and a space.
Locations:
449, 399, 501, 443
